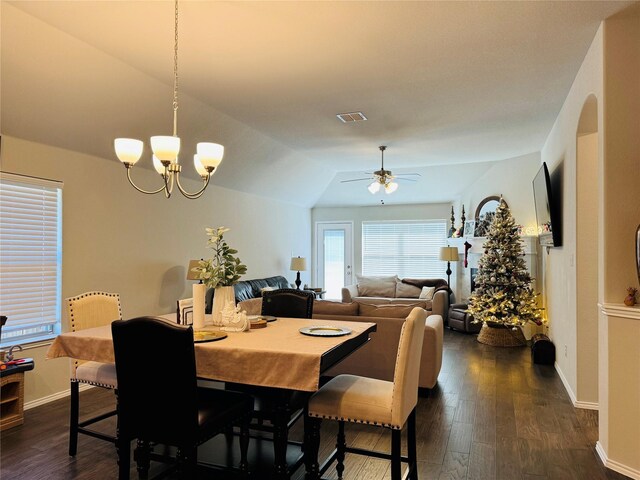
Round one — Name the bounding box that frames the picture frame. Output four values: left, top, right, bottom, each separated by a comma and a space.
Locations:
464, 220, 476, 238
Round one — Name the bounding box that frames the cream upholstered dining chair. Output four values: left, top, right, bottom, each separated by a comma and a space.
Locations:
304, 307, 427, 480
66, 291, 122, 456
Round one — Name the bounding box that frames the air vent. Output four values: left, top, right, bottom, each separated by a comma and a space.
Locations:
336, 112, 367, 123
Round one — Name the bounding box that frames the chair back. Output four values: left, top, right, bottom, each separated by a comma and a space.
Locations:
111, 317, 199, 446
391, 307, 427, 427
66, 291, 122, 332
261, 288, 314, 318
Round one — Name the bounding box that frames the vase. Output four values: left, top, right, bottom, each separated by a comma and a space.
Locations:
212, 286, 236, 326
192, 283, 206, 330
477, 322, 526, 347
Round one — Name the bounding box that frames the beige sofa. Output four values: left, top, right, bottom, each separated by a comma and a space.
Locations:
341, 275, 451, 319
238, 298, 443, 391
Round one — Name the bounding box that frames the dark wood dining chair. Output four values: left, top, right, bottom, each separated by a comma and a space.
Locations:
66, 291, 122, 456
226, 288, 315, 476
261, 288, 314, 318
304, 307, 427, 480
111, 316, 253, 479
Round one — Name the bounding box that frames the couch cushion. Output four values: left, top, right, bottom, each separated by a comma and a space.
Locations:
358, 302, 425, 318
314, 300, 359, 316
395, 280, 421, 298
356, 275, 397, 298
419, 286, 436, 300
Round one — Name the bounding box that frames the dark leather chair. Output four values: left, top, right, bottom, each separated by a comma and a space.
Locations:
261, 288, 314, 318
448, 303, 481, 333
111, 317, 253, 479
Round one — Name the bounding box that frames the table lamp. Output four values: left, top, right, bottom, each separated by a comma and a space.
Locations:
439, 246, 460, 295
186, 259, 202, 282
290, 256, 307, 290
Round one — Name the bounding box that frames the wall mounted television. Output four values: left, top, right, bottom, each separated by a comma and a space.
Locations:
533, 162, 562, 247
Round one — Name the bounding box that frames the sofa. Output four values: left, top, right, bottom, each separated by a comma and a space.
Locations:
341, 275, 452, 319
238, 297, 443, 391
205, 275, 289, 313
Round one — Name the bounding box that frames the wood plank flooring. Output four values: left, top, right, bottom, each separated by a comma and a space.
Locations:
0, 328, 630, 479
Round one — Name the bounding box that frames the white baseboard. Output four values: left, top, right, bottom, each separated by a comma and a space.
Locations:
24, 383, 93, 411
574, 400, 599, 410
596, 441, 640, 480
554, 362, 598, 410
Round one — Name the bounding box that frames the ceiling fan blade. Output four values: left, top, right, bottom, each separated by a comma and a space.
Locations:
340, 178, 373, 183
395, 173, 422, 177
395, 177, 418, 182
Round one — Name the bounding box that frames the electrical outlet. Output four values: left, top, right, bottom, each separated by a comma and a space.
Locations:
564, 344, 568, 357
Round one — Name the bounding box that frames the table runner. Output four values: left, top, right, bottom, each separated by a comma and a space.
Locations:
47, 316, 375, 392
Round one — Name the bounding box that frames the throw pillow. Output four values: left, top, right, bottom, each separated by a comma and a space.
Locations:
260, 286, 276, 296
419, 286, 436, 300
355, 274, 398, 297
313, 300, 359, 316
358, 302, 425, 318
395, 280, 422, 298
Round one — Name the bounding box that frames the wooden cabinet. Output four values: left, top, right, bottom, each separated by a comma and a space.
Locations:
1, 372, 25, 431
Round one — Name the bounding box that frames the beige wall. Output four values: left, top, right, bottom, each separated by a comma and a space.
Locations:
1, 135, 311, 405
540, 25, 604, 404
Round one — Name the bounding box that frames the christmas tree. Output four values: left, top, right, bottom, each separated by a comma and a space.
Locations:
467, 199, 544, 329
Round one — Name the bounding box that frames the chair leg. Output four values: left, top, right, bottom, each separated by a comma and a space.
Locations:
408, 409, 418, 480
239, 417, 250, 478
336, 421, 346, 480
134, 439, 150, 480
116, 436, 131, 480
69, 381, 79, 456
391, 428, 402, 480
304, 413, 321, 480
273, 405, 290, 479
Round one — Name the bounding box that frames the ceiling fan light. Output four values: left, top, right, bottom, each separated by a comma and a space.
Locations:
368, 181, 381, 194
196, 142, 224, 168
151, 135, 180, 162
385, 182, 399, 194
114, 138, 143, 165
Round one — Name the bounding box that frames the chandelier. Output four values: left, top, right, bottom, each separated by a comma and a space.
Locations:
367, 146, 398, 194
114, 0, 222, 199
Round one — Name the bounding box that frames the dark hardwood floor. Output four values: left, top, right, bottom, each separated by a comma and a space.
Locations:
1, 328, 630, 480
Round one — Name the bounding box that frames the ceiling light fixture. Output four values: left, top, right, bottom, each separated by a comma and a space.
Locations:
114, 0, 222, 199
367, 146, 398, 195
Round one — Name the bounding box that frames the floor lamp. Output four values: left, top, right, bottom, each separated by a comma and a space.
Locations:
439, 246, 460, 302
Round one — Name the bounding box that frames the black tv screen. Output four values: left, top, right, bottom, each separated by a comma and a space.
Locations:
533, 162, 561, 247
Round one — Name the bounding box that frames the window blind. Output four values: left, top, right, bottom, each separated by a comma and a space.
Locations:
362, 220, 447, 278
0, 172, 63, 346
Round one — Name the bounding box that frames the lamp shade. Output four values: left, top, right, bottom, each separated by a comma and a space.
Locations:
186, 259, 202, 280
290, 256, 307, 271
114, 138, 144, 165
150, 135, 180, 162
196, 142, 224, 169
439, 246, 460, 262
368, 181, 381, 194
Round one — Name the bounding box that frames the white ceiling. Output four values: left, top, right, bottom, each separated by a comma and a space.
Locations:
1, 1, 633, 206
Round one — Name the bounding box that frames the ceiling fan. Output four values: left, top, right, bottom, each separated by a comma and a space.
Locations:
341, 146, 421, 194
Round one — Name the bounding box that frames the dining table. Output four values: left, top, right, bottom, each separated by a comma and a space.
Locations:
48, 314, 376, 479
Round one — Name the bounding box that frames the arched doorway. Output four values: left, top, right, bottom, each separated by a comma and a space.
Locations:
575, 94, 599, 408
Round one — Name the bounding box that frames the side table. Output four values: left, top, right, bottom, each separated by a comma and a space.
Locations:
448, 304, 481, 334
1, 359, 35, 431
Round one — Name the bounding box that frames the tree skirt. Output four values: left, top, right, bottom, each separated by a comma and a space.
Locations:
477, 323, 526, 347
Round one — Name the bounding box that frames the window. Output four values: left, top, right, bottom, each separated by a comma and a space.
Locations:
362, 220, 447, 278
0, 172, 63, 347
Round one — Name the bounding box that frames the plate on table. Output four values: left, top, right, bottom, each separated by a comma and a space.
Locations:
193, 331, 228, 343
260, 315, 277, 322
299, 326, 352, 337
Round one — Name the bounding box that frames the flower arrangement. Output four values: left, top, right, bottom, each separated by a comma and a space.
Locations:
191, 227, 247, 288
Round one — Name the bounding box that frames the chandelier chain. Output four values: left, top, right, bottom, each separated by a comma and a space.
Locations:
172, 0, 179, 137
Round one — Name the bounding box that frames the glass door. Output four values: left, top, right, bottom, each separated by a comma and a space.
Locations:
315, 222, 353, 300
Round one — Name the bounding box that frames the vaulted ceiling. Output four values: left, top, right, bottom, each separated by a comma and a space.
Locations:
1, 1, 633, 206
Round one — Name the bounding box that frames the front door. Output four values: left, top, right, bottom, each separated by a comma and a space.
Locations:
315, 222, 353, 300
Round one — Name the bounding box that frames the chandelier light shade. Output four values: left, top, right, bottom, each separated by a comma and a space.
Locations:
114, 0, 223, 199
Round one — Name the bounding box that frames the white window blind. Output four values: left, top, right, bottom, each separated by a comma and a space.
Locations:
362, 220, 447, 278
0, 172, 63, 347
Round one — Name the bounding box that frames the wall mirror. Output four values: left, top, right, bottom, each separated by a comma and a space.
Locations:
474, 196, 506, 237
